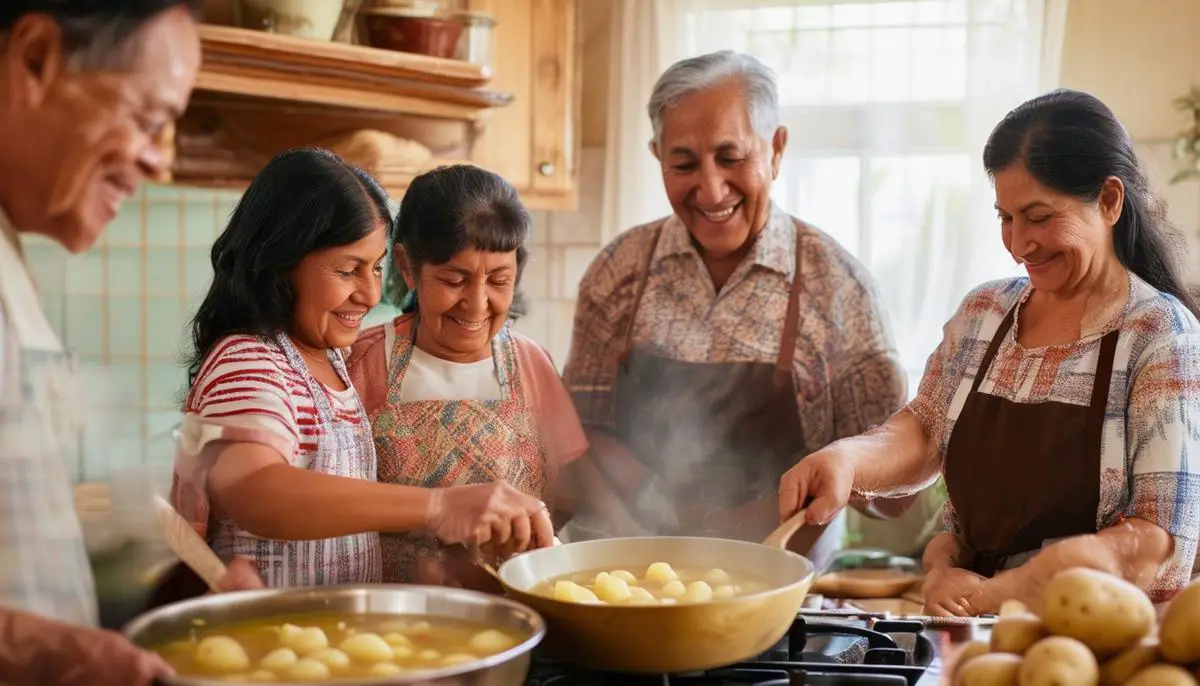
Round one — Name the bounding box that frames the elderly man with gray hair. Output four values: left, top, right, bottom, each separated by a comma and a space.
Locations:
561, 50, 908, 563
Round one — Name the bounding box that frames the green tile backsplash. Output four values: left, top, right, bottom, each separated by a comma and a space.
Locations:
20, 183, 240, 482
16, 150, 605, 482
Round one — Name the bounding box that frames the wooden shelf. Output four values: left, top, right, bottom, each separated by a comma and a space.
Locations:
196, 25, 512, 120
173, 158, 472, 200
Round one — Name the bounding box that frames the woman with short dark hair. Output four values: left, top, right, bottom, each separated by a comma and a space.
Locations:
779, 89, 1200, 613
171, 150, 552, 588
349, 165, 596, 590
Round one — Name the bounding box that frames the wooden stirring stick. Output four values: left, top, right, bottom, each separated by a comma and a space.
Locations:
151, 495, 227, 592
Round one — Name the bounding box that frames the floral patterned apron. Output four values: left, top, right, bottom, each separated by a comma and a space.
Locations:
371, 318, 549, 589
208, 333, 382, 587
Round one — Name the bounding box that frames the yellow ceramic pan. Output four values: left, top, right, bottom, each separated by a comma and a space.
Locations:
489, 509, 819, 674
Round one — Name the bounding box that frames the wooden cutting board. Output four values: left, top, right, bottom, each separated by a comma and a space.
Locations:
811, 569, 922, 599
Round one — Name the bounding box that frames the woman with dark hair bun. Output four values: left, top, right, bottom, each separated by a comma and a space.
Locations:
348, 164, 613, 590
171, 150, 552, 588
778, 89, 1200, 613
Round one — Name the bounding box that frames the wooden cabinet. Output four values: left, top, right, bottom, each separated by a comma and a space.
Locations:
465, 0, 581, 211
178, 0, 580, 211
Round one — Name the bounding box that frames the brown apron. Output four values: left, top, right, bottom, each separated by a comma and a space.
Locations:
943, 304, 1117, 576
603, 218, 822, 556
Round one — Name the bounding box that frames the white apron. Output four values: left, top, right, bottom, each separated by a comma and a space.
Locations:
0, 219, 97, 626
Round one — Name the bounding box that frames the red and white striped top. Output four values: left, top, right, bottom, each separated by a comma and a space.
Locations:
186, 334, 364, 464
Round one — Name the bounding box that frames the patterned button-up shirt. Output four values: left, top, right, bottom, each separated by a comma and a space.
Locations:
909, 274, 1200, 602
563, 207, 907, 456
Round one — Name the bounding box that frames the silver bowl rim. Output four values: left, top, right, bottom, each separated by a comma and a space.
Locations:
122, 583, 547, 686
496, 535, 817, 610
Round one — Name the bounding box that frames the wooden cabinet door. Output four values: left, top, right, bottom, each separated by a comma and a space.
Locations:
467, 0, 580, 211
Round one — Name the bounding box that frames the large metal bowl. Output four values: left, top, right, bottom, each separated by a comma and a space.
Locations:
123, 584, 545, 686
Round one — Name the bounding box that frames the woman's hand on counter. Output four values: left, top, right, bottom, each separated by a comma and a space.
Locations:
922, 565, 987, 617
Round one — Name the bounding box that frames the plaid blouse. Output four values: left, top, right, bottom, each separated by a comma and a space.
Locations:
909, 274, 1200, 601
0, 216, 97, 627
563, 208, 908, 454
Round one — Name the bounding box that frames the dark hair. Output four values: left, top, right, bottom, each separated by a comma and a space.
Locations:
388, 164, 531, 319
0, 1, 202, 69
983, 89, 1200, 318
185, 147, 391, 386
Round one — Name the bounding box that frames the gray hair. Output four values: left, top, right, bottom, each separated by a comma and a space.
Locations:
0, 1, 200, 71
647, 50, 780, 147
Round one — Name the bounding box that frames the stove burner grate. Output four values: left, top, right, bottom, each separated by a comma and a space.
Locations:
523, 617, 938, 686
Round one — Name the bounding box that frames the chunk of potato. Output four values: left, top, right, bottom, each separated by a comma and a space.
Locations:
382, 632, 412, 648
405, 620, 433, 636
258, 647, 298, 672
284, 658, 331, 682
246, 671, 276, 682
610, 570, 637, 584
658, 597, 678, 606
1018, 636, 1099, 686
1040, 567, 1155, 657
660, 580, 686, 598
684, 581, 714, 603
278, 625, 328, 655
645, 562, 678, 583
628, 586, 655, 603
955, 652, 1021, 686
441, 653, 478, 667
468, 629, 518, 655
338, 633, 394, 663
1124, 665, 1197, 686
306, 648, 351, 671
554, 580, 601, 604
1160, 580, 1200, 663
194, 636, 251, 674
703, 569, 732, 586
417, 649, 442, 661
989, 614, 1048, 655
593, 573, 633, 603
1099, 638, 1159, 686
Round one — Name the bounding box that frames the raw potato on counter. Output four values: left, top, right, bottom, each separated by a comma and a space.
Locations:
951, 567, 1200, 685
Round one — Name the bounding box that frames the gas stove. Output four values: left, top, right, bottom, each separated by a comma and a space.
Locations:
523, 612, 953, 686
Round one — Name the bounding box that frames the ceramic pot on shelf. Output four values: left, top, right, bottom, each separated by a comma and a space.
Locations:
235, 0, 345, 40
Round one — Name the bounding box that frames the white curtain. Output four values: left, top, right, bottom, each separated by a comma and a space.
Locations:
601, 0, 1071, 396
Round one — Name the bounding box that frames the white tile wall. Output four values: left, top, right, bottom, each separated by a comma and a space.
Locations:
1134, 140, 1200, 283
511, 147, 608, 367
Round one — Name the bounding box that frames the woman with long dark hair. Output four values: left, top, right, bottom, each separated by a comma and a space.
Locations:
348, 165, 601, 591
170, 149, 553, 588
777, 89, 1200, 612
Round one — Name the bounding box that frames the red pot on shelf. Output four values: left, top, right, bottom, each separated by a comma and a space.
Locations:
359, 6, 464, 59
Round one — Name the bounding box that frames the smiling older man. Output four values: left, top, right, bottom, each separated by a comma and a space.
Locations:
562, 50, 908, 562
0, 3, 264, 685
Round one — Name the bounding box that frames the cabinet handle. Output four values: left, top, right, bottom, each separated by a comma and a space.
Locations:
537, 162, 556, 176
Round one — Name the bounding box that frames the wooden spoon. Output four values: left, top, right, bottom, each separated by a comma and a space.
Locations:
151, 495, 227, 592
